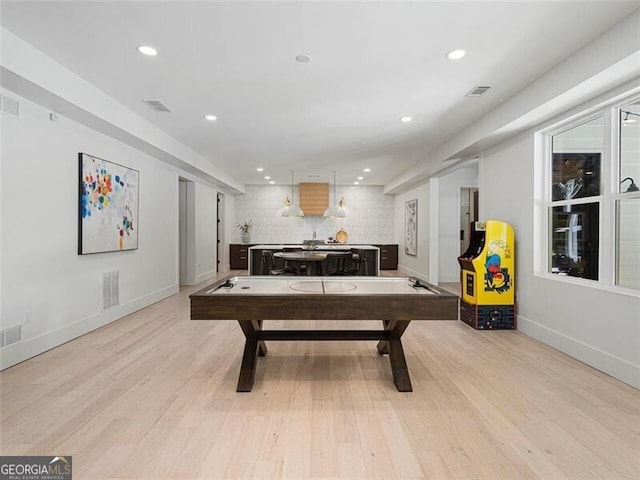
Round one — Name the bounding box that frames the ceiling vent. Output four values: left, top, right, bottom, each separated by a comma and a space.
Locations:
142, 99, 172, 112
465, 86, 491, 97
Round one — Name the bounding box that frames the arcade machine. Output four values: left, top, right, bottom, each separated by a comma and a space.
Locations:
457, 220, 515, 329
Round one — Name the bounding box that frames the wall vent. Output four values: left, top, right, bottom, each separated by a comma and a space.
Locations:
1, 325, 23, 348
142, 99, 172, 112
465, 86, 491, 97
103, 270, 120, 309
0, 93, 20, 118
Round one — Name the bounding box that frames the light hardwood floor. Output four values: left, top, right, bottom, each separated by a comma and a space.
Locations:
1, 272, 638, 479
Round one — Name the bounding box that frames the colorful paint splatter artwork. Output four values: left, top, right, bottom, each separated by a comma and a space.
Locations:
79, 153, 139, 254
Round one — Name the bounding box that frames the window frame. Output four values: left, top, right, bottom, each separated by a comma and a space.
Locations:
537, 93, 640, 296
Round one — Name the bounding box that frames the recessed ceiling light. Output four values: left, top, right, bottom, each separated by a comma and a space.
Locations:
204, 114, 217, 121
354, 181, 360, 185
264, 176, 271, 180
400, 116, 412, 122
257, 168, 264, 172
137, 45, 158, 56
357, 176, 364, 180
296, 54, 311, 63
446, 49, 466, 60
269, 181, 275, 184
363, 168, 371, 173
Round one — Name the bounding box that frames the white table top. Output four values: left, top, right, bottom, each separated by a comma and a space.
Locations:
206, 276, 437, 295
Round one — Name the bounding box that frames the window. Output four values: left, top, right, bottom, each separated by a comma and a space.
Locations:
549, 117, 603, 281
542, 97, 640, 291
617, 102, 640, 289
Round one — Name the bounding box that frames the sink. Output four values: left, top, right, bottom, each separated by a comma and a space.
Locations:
303, 239, 325, 245
302, 239, 325, 249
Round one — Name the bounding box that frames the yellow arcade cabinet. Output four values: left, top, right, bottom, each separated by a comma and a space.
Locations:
457, 220, 516, 329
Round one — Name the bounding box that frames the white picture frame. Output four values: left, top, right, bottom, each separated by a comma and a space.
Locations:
405, 199, 417, 256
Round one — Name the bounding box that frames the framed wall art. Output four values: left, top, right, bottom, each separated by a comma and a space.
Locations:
78, 152, 139, 254
405, 198, 417, 256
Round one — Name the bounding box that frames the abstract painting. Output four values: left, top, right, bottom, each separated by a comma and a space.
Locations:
78, 153, 139, 254
405, 199, 417, 256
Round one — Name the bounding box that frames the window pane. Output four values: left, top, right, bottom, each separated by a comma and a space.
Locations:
617, 199, 640, 289
620, 103, 640, 194
550, 203, 599, 280
552, 117, 603, 201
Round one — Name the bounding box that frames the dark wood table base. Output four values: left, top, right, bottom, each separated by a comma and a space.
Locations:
191, 276, 459, 394
236, 319, 413, 392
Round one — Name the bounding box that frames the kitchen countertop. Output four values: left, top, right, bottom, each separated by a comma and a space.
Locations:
249, 244, 379, 250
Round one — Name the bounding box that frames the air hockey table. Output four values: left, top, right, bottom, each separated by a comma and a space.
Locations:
190, 276, 458, 392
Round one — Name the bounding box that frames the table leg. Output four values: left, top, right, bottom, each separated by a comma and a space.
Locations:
377, 320, 412, 392
236, 320, 266, 392
388, 338, 412, 392
376, 320, 391, 355
237, 336, 260, 392
238, 320, 267, 356
256, 320, 268, 356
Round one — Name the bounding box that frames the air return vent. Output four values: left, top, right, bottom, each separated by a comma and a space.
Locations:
1, 325, 22, 347
0, 93, 20, 118
465, 86, 491, 97
142, 99, 172, 112
103, 270, 120, 310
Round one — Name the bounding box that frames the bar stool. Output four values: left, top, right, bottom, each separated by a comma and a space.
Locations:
321, 252, 350, 276
345, 249, 368, 275
260, 250, 291, 275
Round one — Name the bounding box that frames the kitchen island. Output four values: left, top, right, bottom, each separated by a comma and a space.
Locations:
248, 244, 380, 276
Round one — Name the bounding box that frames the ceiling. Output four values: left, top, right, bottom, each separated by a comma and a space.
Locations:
1, 1, 638, 189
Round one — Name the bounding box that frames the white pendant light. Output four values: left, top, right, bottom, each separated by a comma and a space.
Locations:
281, 170, 304, 217
323, 170, 346, 217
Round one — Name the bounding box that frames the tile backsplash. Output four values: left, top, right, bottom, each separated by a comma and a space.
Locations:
233, 185, 395, 244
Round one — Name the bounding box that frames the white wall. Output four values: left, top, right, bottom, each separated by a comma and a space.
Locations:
232, 185, 394, 244
394, 183, 430, 279
0, 90, 219, 369
194, 184, 217, 284
480, 134, 639, 388
437, 166, 479, 283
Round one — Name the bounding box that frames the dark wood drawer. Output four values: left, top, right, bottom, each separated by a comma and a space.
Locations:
375, 244, 398, 270
230, 244, 254, 269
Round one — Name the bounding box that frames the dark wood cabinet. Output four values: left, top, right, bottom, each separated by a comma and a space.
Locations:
375, 244, 398, 270
230, 244, 254, 270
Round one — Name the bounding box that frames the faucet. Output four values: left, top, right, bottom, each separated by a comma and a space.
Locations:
313, 231, 316, 240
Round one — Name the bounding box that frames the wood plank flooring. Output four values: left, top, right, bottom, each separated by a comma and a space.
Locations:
1, 272, 638, 479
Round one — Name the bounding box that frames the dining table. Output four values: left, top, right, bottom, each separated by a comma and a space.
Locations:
273, 250, 352, 276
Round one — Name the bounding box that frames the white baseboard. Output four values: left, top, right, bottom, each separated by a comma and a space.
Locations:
195, 269, 217, 284
439, 274, 460, 283
518, 314, 640, 389
398, 265, 429, 282
0, 284, 178, 371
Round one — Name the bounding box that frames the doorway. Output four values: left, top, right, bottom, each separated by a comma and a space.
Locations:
460, 187, 479, 255
216, 193, 224, 272
178, 178, 196, 285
